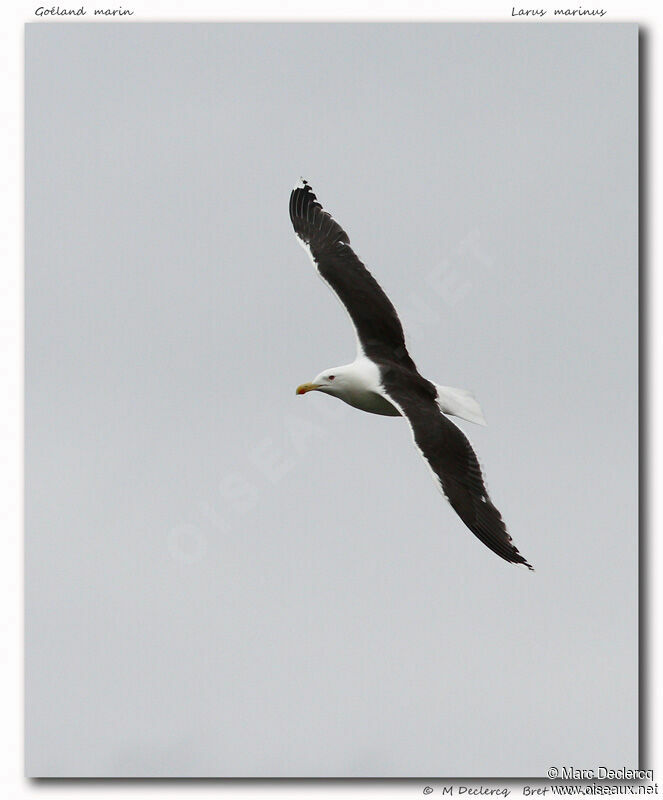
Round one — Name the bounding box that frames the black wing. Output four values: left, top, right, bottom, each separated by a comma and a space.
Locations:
380, 366, 533, 569
289, 180, 416, 369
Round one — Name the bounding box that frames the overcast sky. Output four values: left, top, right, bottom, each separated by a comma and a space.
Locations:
25, 23, 638, 777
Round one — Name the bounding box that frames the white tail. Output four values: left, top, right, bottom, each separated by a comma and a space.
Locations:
435, 384, 487, 426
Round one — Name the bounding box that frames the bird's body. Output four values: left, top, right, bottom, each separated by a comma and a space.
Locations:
290, 179, 532, 570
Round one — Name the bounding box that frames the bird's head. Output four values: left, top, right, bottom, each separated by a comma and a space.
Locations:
296, 367, 347, 397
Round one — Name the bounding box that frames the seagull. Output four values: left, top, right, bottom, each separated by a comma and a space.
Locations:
290, 180, 532, 570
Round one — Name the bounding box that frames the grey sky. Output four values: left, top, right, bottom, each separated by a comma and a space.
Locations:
25, 23, 638, 777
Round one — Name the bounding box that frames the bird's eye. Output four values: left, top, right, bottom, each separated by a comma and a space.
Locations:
328, 375, 335, 381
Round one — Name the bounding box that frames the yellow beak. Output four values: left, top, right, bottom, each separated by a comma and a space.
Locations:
296, 382, 320, 395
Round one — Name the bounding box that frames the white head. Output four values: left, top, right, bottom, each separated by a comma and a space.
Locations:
296, 365, 353, 398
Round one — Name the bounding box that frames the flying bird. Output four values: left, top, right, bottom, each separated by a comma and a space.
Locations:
290, 180, 532, 570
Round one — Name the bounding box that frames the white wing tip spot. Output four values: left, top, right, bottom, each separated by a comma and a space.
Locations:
295, 232, 318, 265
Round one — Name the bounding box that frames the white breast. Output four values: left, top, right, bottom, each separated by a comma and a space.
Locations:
338, 358, 401, 417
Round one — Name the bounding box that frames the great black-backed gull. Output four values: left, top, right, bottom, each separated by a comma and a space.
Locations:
290, 180, 532, 570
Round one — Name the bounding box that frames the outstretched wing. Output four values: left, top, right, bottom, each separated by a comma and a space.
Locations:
289, 180, 415, 369
380, 367, 533, 569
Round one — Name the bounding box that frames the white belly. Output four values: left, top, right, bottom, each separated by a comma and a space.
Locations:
342, 390, 401, 416
336, 357, 401, 416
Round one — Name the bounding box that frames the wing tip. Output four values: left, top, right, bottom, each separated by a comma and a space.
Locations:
289, 180, 350, 248
509, 547, 534, 570
289, 177, 319, 225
